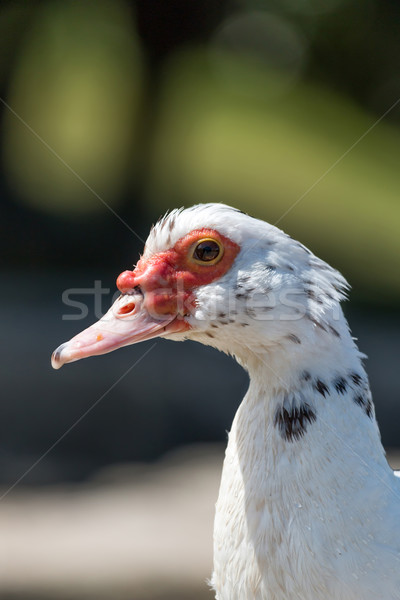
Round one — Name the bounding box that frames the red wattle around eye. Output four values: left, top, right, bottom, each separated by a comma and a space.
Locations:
174, 228, 240, 286
115, 229, 240, 317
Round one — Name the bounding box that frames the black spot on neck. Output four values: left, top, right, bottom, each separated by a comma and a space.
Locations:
286, 333, 302, 344
354, 394, 364, 407
366, 398, 373, 419
334, 377, 347, 394
350, 372, 362, 386
274, 402, 317, 442
353, 393, 374, 419
314, 379, 330, 397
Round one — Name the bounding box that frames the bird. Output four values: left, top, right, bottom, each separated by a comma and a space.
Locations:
52, 203, 400, 600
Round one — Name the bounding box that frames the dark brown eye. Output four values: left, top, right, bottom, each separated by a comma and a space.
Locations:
192, 239, 222, 264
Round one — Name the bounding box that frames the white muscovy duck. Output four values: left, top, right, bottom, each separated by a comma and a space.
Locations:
52, 203, 400, 600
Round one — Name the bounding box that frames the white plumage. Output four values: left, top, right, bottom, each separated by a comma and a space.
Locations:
53, 204, 400, 599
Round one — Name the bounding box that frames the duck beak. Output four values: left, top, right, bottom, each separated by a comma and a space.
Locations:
51, 292, 187, 370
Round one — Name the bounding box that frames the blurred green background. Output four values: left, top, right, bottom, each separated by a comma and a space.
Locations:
0, 0, 399, 598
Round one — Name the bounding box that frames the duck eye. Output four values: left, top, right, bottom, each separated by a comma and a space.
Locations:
192, 239, 222, 264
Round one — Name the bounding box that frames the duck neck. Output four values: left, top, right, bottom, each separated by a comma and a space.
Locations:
213, 338, 393, 600
229, 330, 389, 504
214, 338, 388, 574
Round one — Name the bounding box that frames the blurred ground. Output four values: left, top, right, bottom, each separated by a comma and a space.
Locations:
1, 445, 221, 600
1, 445, 399, 600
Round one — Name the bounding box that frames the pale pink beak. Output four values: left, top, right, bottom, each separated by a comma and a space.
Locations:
51, 292, 187, 370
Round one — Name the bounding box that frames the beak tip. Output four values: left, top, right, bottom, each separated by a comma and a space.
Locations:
51, 343, 67, 370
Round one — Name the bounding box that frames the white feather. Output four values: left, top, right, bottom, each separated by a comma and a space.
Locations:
147, 204, 400, 599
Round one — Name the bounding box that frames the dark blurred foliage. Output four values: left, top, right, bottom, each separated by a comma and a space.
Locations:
0, 0, 228, 269
0, 0, 399, 485
0, 0, 400, 277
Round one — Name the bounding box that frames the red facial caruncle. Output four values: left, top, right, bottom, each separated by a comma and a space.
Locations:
51, 228, 240, 369
117, 228, 240, 318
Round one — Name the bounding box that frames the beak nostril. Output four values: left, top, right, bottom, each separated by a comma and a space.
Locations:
119, 302, 136, 315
